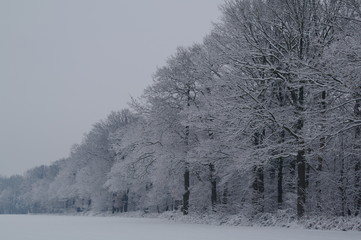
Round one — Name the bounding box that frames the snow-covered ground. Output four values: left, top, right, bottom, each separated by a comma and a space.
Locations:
0, 215, 359, 240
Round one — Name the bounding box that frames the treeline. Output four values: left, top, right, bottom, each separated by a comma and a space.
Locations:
1, 0, 361, 219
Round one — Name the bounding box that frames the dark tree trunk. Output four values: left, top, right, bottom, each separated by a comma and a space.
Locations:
252, 130, 265, 213
297, 149, 306, 218
296, 84, 306, 219
277, 157, 283, 208
354, 94, 361, 216
252, 165, 264, 213
183, 166, 190, 215
339, 143, 347, 217
276, 80, 286, 209
222, 183, 228, 205
355, 160, 361, 216
123, 189, 129, 213
182, 90, 191, 216
316, 90, 326, 211
209, 163, 217, 211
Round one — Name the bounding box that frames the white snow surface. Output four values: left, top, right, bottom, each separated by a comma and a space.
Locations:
0, 215, 359, 240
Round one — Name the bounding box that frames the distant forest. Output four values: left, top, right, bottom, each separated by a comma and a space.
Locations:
1, 0, 361, 220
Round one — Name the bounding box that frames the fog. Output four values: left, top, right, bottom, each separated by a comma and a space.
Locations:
0, 0, 223, 176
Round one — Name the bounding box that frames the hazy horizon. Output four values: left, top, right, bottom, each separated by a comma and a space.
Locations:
0, 0, 223, 177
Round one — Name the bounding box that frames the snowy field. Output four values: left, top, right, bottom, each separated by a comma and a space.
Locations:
0, 215, 360, 240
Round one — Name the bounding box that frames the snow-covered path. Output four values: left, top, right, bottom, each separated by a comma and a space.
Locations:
0, 215, 359, 240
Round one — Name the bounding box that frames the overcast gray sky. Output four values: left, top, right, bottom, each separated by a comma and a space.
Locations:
0, 0, 224, 177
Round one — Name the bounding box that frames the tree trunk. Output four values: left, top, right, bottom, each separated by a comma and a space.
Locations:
339, 144, 347, 217
252, 165, 264, 213
355, 161, 361, 216
209, 163, 217, 212
183, 165, 190, 215
277, 130, 285, 209
277, 156, 283, 208
123, 189, 129, 213
252, 130, 265, 213
316, 90, 326, 211
297, 149, 306, 218
182, 89, 192, 216
182, 119, 190, 215
296, 85, 306, 219
222, 183, 229, 205
354, 94, 361, 216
